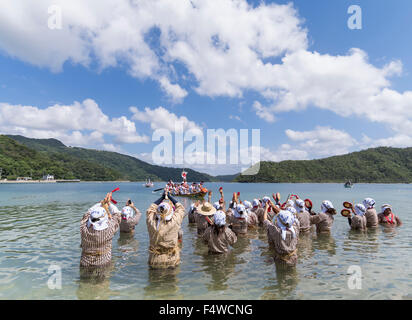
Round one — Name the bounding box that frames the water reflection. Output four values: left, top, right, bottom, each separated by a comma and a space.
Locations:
76, 263, 117, 300
117, 233, 139, 253
312, 232, 337, 256
296, 232, 314, 262
261, 262, 299, 299
201, 252, 237, 292
143, 267, 182, 300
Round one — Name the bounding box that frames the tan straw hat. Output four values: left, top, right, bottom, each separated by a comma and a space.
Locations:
196, 202, 217, 216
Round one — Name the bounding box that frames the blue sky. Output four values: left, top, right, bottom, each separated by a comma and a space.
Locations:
1, 0, 412, 175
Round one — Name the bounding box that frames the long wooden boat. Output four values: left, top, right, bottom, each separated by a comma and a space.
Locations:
173, 191, 207, 199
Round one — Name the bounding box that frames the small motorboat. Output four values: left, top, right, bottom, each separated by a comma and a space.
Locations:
144, 179, 154, 188
344, 180, 353, 188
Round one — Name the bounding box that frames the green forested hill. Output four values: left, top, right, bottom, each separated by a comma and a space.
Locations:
4, 135, 214, 181
235, 147, 412, 183
4, 134, 412, 183
0, 136, 122, 180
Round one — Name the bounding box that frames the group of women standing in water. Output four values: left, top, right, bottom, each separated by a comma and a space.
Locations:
79, 187, 403, 273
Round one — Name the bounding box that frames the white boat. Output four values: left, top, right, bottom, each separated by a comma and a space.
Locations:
144, 179, 154, 188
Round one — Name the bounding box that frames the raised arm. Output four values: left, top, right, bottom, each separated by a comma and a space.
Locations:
208, 190, 212, 203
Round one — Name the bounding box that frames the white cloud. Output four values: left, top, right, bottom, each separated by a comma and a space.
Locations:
258, 126, 357, 163
0, 0, 307, 103
130, 106, 201, 132
285, 126, 357, 157
361, 134, 412, 149
158, 77, 188, 103
2, 0, 412, 154
0, 99, 149, 147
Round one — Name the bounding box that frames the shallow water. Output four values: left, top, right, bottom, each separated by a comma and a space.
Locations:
0, 182, 411, 300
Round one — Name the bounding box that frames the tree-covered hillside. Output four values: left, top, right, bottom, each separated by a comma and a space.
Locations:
235, 147, 412, 183
5, 135, 215, 181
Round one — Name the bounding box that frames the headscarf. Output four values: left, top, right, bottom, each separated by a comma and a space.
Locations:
87, 206, 109, 231
363, 198, 376, 209
321, 200, 334, 213
156, 202, 174, 229
285, 199, 294, 208
381, 204, 392, 214
214, 210, 226, 226
234, 204, 248, 220
252, 199, 260, 208
262, 196, 270, 204
294, 199, 305, 213
287, 207, 297, 216
243, 201, 252, 210
121, 206, 134, 220
354, 203, 366, 216
213, 202, 222, 210
274, 210, 296, 241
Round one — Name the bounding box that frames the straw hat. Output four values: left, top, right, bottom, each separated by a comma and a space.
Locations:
196, 202, 216, 216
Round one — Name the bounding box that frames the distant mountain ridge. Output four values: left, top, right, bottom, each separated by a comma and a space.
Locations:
234, 147, 412, 183
3, 134, 412, 183
2, 135, 215, 182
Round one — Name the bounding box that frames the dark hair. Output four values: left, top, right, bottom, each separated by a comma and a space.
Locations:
327, 208, 337, 215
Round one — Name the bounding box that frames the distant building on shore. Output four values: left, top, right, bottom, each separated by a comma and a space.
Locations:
17, 177, 32, 181
42, 174, 54, 181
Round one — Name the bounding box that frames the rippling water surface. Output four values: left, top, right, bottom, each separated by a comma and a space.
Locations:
0, 182, 411, 300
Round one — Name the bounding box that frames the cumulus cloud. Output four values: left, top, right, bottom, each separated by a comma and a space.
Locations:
0, 99, 149, 147
130, 106, 201, 132
2, 0, 412, 156
0, 0, 307, 103
258, 126, 357, 163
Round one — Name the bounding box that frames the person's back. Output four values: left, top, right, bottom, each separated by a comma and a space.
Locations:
80, 198, 121, 267
310, 200, 336, 233
350, 214, 367, 230
363, 198, 378, 228
194, 202, 216, 235
365, 208, 378, 227
228, 204, 249, 235
146, 193, 185, 269
294, 199, 311, 233
120, 203, 141, 233
263, 209, 298, 266
203, 211, 237, 254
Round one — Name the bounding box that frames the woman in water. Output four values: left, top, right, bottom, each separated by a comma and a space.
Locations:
363, 198, 379, 228
195, 201, 217, 236
202, 210, 238, 254
263, 202, 298, 266
120, 200, 141, 234
294, 199, 311, 233
310, 200, 337, 233
378, 204, 402, 226
146, 189, 185, 269
347, 203, 367, 230
80, 192, 121, 268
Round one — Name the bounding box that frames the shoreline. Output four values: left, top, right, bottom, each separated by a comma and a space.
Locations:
1, 180, 410, 185
0, 179, 81, 184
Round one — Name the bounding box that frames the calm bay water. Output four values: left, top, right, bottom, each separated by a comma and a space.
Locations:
0, 182, 411, 300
